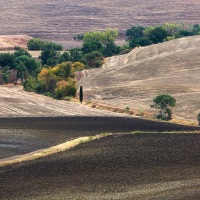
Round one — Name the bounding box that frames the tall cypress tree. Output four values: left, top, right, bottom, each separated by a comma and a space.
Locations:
79, 85, 83, 103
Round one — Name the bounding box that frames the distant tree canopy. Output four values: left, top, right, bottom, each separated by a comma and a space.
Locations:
126, 23, 200, 48
27, 38, 63, 51
83, 29, 118, 45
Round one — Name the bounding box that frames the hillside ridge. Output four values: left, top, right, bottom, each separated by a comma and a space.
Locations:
79, 36, 200, 122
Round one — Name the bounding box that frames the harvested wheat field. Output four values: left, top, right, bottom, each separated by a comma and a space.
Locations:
1, 0, 200, 46
79, 36, 200, 123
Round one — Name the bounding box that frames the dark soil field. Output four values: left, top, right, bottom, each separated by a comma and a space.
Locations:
1, 0, 200, 47
1, 116, 199, 159
1, 133, 200, 199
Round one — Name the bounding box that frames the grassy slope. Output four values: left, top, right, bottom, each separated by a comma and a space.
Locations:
79, 36, 200, 123
1, 0, 200, 47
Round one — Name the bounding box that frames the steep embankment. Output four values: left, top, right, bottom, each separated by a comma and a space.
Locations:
79, 36, 200, 122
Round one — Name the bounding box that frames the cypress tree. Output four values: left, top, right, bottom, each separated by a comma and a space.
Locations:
79, 85, 83, 103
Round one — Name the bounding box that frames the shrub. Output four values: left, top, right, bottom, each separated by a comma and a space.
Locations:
151, 94, 176, 121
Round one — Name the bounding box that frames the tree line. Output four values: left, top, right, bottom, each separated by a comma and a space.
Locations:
0, 22, 200, 119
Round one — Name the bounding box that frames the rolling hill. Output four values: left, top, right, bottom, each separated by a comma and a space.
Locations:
1, 0, 200, 47
79, 36, 200, 123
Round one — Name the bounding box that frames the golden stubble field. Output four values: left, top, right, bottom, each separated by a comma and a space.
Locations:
79, 36, 200, 123
1, 0, 200, 47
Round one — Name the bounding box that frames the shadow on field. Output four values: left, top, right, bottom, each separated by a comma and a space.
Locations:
0, 116, 199, 132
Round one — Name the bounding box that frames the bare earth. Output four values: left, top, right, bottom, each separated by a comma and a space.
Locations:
1, 133, 200, 199
0, 85, 199, 199
1, 0, 200, 47
0, 35, 32, 50
79, 36, 200, 123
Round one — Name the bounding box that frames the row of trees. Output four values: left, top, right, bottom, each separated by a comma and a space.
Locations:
126, 23, 200, 48
27, 38, 63, 51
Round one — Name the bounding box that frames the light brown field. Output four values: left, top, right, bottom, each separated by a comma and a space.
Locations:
1, 0, 200, 47
79, 36, 200, 123
0, 35, 32, 50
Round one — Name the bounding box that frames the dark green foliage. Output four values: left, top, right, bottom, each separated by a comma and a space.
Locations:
59, 52, 71, 63
27, 38, 63, 51
0, 53, 15, 69
126, 26, 145, 41
35, 80, 46, 94
79, 85, 83, 103
69, 48, 84, 63
103, 42, 121, 57
39, 45, 61, 66
178, 30, 194, 37
82, 41, 104, 54
13, 47, 32, 58
1, 66, 10, 83
84, 51, 103, 68
14, 55, 41, 83
27, 38, 43, 50
151, 94, 176, 121
147, 27, 168, 44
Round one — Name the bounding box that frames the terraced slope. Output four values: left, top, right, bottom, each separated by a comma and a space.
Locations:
1, 0, 200, 47
79, 36, 200, 122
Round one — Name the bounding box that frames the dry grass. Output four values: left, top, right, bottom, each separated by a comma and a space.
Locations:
0, 35, 32, 50
1, 1, 200, 47
79, 36, 200, 123
0, 136, 91, 167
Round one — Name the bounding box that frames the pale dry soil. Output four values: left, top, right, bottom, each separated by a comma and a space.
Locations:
0, 134, 200, 199
0, 35, 32, 50
1, 0, 200, 47
79, 36, 200, 123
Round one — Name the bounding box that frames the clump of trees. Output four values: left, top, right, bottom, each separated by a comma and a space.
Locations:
197, 113, 200, 126
126, 23, 200, 48
29, 61, 84, 99
27, 38, 63, 51
0, 47, 41, 85
151, 94, 176, 121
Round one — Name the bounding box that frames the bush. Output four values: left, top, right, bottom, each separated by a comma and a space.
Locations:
151, 94, 176, 121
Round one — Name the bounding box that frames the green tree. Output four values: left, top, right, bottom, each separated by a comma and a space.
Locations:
39, 45, 61, 66
83, 29, 118, 45
103, 42, 121, 57
59, 52, 71, 63
151, 94, 176, 120
126, 26, 145, 41
27, 38, 44, 50
69, 48, 84, 62
1, 66, 10, 83
82, 41, 104, 54
14, 55, 41, 84
84, 51, 103, 68
0, 53, 15, 69
147, 27, 168, 44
